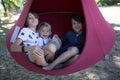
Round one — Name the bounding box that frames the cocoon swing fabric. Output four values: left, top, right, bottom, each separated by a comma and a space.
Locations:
6, 0, 116, 76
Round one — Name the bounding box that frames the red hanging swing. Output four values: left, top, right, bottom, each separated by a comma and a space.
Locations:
6, 0, 116, 76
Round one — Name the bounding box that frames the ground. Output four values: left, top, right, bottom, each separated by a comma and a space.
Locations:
0, 6, 120, 80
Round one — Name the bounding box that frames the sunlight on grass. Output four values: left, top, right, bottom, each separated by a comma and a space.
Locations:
0, 29, 3, 32
10, 14, 20, 21
114, 27, 120, 31
2, 33, 6, 35
2, 23, 14, 29
99, 7, 120, 25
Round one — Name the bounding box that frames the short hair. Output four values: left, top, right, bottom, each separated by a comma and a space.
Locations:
72, 14, 85, 24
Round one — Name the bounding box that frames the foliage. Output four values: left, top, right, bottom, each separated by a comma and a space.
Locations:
96, 0, 100, 3
96, 0, 120, 6
0, 0, 26, 14
0, 10, 4, 17
10, 0, 19, 7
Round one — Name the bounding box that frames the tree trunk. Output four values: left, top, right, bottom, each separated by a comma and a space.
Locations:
1, 0, 8, 17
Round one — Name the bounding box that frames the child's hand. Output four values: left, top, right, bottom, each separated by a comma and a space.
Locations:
53, 34, 59, 39
29, 46, 45, 56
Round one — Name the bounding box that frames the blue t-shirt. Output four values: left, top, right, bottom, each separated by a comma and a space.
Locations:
37, 36, 51, 47
56, 31, 86, 57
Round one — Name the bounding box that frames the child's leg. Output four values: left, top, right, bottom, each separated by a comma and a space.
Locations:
28, 52, 48, 66
43, 41, 57, 62
43, 47, 79, 70
52, 34, 62, 50
35, 56, 48, 66
62, 55, 79, 67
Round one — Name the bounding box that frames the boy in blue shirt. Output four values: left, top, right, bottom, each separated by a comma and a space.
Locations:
43, 14, 86, 70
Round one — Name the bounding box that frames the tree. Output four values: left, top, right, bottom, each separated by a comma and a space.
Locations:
1, 0, 26, 15
1, 0, 8, 17
1, 0, 6, 12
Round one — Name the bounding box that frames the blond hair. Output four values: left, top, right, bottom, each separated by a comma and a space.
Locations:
38, 22, 52, 33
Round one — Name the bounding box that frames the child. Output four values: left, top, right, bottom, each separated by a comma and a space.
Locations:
43, 14, 86, 70
10, 12, 48, 66
37, 22, 62, 62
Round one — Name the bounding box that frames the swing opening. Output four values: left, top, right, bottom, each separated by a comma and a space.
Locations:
28, 0, 86, 71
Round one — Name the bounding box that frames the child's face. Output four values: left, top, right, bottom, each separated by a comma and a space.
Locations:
72, 19, 82, 33
27, 13, 38, 27
40, 26, 51, 39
